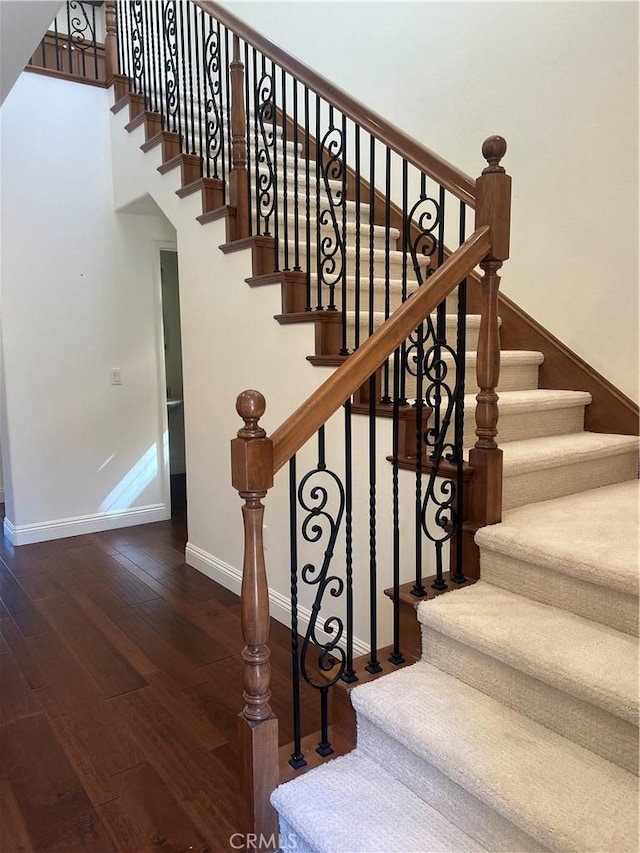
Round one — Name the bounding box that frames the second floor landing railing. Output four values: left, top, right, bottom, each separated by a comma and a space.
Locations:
27, 1, 120, 89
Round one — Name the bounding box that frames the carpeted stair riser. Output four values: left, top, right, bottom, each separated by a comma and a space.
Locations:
394, 391, 590, 450
355, 715, 547, 853
350, 663, 639, 852
398, 349, 543, 396
346, 312, 487, 356
480, 547, 639, 636
476, 481, 640, 635
417, 579, 638, 774
277, 217, 398, 253
272, 751, 488, 853
277, 244, 430, 282
502, 443, 638, 510
421, 624, 638, 773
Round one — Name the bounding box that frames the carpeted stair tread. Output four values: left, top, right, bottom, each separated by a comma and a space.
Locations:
501, 431, 639, 473
351, 662, 639, 852
417, 581, 638, 723
271, 751, 487, 853
476, 480, 640, 595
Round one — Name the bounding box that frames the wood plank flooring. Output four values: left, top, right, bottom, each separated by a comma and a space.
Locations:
0, 513, 321, 852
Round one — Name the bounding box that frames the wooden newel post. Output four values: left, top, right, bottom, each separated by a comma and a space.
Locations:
229, 35, 250, 239
231, 390, 279, 845
468, 136, 511, 529
104, 1, 118, 82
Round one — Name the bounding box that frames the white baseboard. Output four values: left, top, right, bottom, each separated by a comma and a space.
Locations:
4, 503, 169, 546
185, 541, 369, 658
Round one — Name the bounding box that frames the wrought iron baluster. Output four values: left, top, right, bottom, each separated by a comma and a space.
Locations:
252, 48, 260, 233
314, 95, 321, 309
452, 201, 468, 585
319, 105, 345, 313
66, 1, 73, 75
288, 455, 306, 769
186, 2, 196, 156
295, 426, 346, 757
149, 1, 159, 113
381, 146, 392, 402
368, 136, 375, 337
91, 3, 97, 79
366, 373, 381, 674
354, 125, 361, 351
411, 318, 426, 597
292, 79, 301, 271
224, 28, 232, 187
272, 61, 280, 272
244, 42, 252, 220
304, 86, 311, 309
141, 0, 151, 105
194, 7, 203, 166
162, 0, 180, 135
342, 399, 356, 683
204, 18, 222, 179
116, 1, 124, 78
130, 0, 145, 96
389, 346, 404, 665
50, 17, 58, 70
399, 160, 409, 404
178, 1, 188, 153
256, 55, 276, 244
281, 67, 289, 271
339, 113, 348, 355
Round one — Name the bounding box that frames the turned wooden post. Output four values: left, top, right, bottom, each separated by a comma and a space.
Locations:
231, 390, 279, 845
229, 35, 250, 239
468, 136, 511, 528
104, 1, 118, 81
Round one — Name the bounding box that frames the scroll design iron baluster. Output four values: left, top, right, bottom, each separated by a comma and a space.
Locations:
407, 183, 441, 287
255, 66, 276, 235
162, 0, 180, 132
130, 0, 145, 93
318, 121, 346, 311
296, 466, 346, 692
420, 314, 465, 589
203, 25, 223, 177
67, 1, 95, 52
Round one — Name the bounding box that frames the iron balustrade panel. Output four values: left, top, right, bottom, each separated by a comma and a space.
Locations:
110, 1, 479, 766
29, 1, 104, 83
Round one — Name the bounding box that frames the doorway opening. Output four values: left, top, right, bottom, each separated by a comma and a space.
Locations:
160, 250, 186, 520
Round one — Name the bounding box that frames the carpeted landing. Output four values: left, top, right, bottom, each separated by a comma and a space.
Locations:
272, 478, 639, 852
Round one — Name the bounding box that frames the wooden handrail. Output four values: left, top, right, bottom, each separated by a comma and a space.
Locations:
270, 226, 492, 473
192, 0, 476, 207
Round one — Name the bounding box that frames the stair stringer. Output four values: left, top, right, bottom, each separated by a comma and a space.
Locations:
109, 98, 442, 654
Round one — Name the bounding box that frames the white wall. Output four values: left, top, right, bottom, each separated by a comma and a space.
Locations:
220, 0, 639, 403
0, 72, 176, 543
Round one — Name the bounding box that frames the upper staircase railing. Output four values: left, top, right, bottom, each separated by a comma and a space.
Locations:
26, 1, 120, 88
108, 1, 511, 843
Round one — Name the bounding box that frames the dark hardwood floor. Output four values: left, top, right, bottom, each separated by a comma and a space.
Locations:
0, 510, 320, 852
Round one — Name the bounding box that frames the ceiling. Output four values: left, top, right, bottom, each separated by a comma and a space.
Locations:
0, 1, 63, 106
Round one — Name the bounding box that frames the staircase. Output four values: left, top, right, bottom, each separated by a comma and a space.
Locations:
98, 0, 640, 849
272, 488, 638, 852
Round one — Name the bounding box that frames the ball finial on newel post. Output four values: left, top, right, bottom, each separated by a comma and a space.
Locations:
236, 389, 266, 439
482, 135, 507, 174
